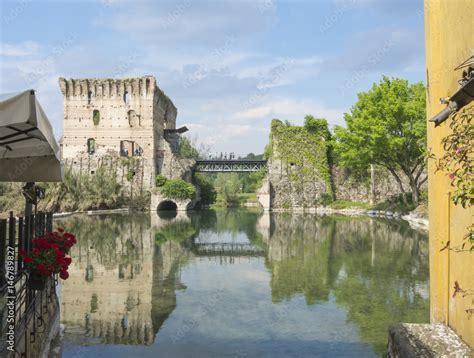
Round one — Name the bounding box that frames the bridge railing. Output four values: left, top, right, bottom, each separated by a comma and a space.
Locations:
194, 160, 267, 172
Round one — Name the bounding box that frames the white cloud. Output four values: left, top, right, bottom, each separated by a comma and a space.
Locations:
0, 41, 40, 56
179, 95, 344, 154
99, 0, 277, 47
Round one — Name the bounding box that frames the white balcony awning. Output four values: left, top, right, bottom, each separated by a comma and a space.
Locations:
0, 90, 63, 182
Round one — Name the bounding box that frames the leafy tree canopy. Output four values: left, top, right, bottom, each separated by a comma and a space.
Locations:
334, 76, 427, 204
178, 136, 200, 160
159, 179, 196, 200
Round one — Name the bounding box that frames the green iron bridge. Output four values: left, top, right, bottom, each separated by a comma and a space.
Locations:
193, 159, 267, 172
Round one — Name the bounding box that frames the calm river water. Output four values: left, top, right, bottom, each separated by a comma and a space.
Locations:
56, 209, 429, 357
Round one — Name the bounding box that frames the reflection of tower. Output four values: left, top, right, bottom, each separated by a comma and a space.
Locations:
256, 212, 271, 244
60, 215, 155, 345
151, 239, 190, 335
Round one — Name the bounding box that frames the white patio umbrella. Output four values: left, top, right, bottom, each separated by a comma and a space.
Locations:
0, 90, 63, 182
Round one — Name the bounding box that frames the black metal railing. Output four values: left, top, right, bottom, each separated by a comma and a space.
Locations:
0, 211, 56, 357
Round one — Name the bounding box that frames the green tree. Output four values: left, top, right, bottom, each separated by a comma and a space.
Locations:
193, 173, 217, 205
178, 136, 200, 160
334, 76, 427, 204
159, 179, 196, 200
304, 115, 331, 140
215, 173, 240, 204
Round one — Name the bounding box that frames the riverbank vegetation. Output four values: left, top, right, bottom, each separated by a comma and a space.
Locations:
0, 161, 151, 218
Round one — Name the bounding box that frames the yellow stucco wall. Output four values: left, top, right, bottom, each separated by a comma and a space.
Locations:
424, 0, 474, 347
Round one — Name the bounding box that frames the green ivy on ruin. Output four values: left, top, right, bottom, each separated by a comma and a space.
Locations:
268, 118, 333, 199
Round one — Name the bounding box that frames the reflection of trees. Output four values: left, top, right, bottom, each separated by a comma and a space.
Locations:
264, 214, 429, 355
189, 209, 264, 247
59, 210, 429, 355
155, 220, 197, 244
265, 214, 334, 304
329, 218, 429, 355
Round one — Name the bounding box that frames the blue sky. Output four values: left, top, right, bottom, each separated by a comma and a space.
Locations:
0, 0, 425, 155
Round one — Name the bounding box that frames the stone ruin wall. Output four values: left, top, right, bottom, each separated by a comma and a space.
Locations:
332, 166, 427, 204
265, 157, 330, 209
59, 77, 190, 191
263, 159, 426, 210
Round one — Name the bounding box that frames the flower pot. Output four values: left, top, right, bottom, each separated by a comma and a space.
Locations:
28, 276, 47, 290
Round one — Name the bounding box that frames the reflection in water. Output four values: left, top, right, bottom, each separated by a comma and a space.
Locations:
263, 214, 429, 353
58, 210, 429, 357
60, 214, 155, 345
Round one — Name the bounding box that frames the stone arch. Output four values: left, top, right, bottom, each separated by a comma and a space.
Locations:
157, 200, 177, 211
123, 91, 130, 104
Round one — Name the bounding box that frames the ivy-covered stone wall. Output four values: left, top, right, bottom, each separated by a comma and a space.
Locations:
265, 119, 333, 209
263, 119, 422, 210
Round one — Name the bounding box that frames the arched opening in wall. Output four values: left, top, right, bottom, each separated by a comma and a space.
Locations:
128, 110, 139, 127
123, 91, 130, 104
87, 138, 96, 155
157, 200, 178, 212
87, 91, 92, 104
92, 110, 100, 126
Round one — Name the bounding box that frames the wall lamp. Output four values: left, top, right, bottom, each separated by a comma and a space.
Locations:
430, 62, 474, 127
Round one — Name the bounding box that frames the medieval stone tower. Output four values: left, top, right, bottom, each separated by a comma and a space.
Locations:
58, 76, 191, 191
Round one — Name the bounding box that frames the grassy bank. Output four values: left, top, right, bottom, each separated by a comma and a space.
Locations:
212, 192, 259, 208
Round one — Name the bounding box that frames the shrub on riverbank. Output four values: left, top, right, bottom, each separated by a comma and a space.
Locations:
158, 178, 196, 200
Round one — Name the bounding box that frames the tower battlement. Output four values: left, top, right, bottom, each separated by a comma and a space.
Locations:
59, 76, 157, 100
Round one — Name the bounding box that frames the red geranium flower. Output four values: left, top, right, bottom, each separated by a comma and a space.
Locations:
59, 270, 69, 280
24, 228, 76, 282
